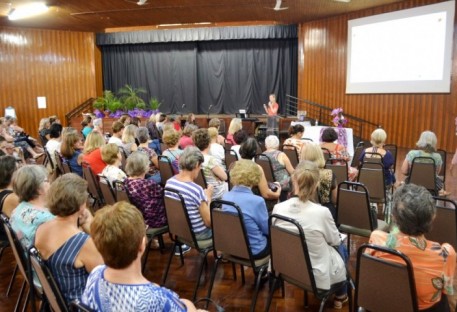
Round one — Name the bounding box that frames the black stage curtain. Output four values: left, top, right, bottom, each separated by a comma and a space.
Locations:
100, 26, 297, 115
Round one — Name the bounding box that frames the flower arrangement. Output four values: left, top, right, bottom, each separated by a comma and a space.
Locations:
331, 108, 348, 128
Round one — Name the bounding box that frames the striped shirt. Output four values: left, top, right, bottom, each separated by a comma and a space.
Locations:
47, 232, 90, 304
165, 176, 208, 234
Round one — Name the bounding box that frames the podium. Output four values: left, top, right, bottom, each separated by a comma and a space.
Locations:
266, 116, 280, 136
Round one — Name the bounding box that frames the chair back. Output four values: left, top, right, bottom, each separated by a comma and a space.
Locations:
337, 182, 376, 231
355, 244, 418, 312
357, 162, 386, 203
321, 147, 331, 162
44, 147, 55, 171
98, 176, 117, 206
113, 180, 130, 203
408, 157, 437, 195
118, 146, 128, 170
210, 200, 253, 263
437, 149, 446, 183
429, 197, 457, 251
255, 154, 275, 183
29, 247, 69, 312
218, 119, 226, 136
224, 141, 233, 151
361, 152, 384, 169
224, 149, 238, 170
281, 144, 299, 168
55, 151, 71, 174
351, 141, 365, 168
325, 158, 348, 185
82, 162, 103, 206
195, 169, 208, 189
384, 144, 398, 173
163, 188, 198, 248
70, 299, 94, 312
158, 155, 175, 186
269, 214, 316, 293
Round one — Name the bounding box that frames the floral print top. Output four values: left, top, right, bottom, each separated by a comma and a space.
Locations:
368, 226, 456, 310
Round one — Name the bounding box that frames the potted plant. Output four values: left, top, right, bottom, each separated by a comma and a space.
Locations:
118, 84, 147, 111
93, 90, 123, 117
149, 97, 162, 114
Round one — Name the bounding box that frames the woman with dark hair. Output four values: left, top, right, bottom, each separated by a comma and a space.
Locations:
60, 128, 84, 177
0, 155, 19, 217
230, 129, 248, 160
35, 173, 103, 304
283, 124, 307, 155
81, 115, 93, 139
368, 184, 455, 311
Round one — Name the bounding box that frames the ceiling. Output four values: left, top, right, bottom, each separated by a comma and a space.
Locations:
0, 0, 407, 32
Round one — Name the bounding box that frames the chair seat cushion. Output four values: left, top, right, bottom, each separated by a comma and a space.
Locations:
224, 254, 270, 267
339, 219, 389, 237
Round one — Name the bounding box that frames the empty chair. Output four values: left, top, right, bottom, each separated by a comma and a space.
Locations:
429, 197, 457, 251
355, 244, 418, 312
406, 157, 437, 195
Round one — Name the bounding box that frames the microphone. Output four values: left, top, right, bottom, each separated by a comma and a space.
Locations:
182, 103, 186, 109
208, 104, 213, 119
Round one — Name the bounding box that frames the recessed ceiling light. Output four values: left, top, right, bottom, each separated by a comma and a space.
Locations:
8, 2, 49, 21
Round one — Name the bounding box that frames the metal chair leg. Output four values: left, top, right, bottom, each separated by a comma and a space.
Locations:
192, 251, 209, 301
6, 264, 18, 297
161, 243, 177, 285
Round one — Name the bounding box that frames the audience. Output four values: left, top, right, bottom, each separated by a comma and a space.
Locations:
121, 124, 138, 156
137, 127, 160, 183
222, 160, 269, 259
208, 118, 225, 145
81, 115, 93, 139
82, 202, 201, 311
179, 124, 197, 149
146, 114, 161, 154
368, 184, 455, 311
60, 128, 84, 176
0, 155, 20, 217
272, 160, 348, 309
38, 117, 51, 144
162, 129, 183, 174
100, 143, 127, 186
45, 123, 63, 168
226, 118, 242, 145
283, 124, 307, 156
34, 174, 103, 304
230, 129, 248, 160
208, 127, 225, 170
108, 121, 124, 146
93, 118, 103, 133
82, 131, 106, 176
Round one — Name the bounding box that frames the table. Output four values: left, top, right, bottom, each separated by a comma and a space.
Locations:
290, 123, 354, 156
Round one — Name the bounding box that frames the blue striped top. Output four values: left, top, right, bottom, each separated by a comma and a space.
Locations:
165, 176, 208, 234
46, 232, 89, 304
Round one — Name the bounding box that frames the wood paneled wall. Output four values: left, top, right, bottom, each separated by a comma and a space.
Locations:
298, 0, 457, 152
0, 27, 100, 137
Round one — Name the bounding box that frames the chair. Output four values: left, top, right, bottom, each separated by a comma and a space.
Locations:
29, 247, 69, 312
301, 138, 313, 143
207, 200, 269, 312
162, 188, 213, 301
195, 169, 208, 189
357, 162, 387, 206
336, 182, 388, 256
255, 154, 275, 183
118, 146, 128, 170
98, 176, 116, 206
113, 180, 130, 203
43, 147, 55, 173
406, 157, 437, 195
224, 149, 238, 170
158, 155, 175, 186
321, 147, 331, 162
70, 299, 94, 312
224, 141, 233, 151
355, 244, 418, 312
350, 141, 364, 168
360, 152, 384, 169
437, 149, 447, 185
384, 144, 398, 173
160, 143, 167, 155
429, 197, 457, 251
54, 151, 71, 175
325, 158, 348, 185
266, 214, 352, 312
81, 162, 104, 209
218, 119, 226, 136
281, 144, 299, 168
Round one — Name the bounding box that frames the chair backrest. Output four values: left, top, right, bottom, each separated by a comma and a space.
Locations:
384, 144, 398, 173
218, 119, 226, 136
336, 182, 376, 231
98, 176, 117, 206
361, 152, 384, 169
118, 146, 128, 170
70, 299, 94, 312
436, 149, 446, 182
82, 162, 103, 205
281, 144, 299, 168
356, 244, 418, 312
255, 154, 275, 183
210, 200, 255, 264
408, 157, 437, 195
29, 247, 69, 312
429, 197, 457, 251
160, 143, 167, 155
321, 147, 331, 162
325, 158, 348, 185
269, 214, 317, 293
351, 142, 365, 168
158, 155, 175, 186
55, 151, 71, 174
113, 180, 130, 203
224, 141, 233, 151
44, 147, 55, 171
163, 188, 198, 248
224, 149, 238, 170
195, 169, 208, 189
357, 162, 386, 203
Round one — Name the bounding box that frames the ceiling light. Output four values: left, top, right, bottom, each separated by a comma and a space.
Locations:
8, 2, 49, 21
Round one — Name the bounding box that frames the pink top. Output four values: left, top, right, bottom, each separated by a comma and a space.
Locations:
179, 136, 194, 149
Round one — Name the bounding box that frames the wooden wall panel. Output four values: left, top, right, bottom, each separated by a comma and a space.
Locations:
0, 27, 99, 137
298, 0, 457, 152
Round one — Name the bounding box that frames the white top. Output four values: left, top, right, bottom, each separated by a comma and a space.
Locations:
209, 143, 226, 170
272, 197, 346, 290
108, 136, 123, 146
100, 165, 126, 187
202, 154, 228, 200
231, 145, 241, 160
45, 139, 61, 167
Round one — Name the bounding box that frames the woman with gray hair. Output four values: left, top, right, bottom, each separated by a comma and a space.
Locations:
401, 131, 446, 195
10, 165, 55, 250
263, 135, 294, 200
368, 184, 455, 311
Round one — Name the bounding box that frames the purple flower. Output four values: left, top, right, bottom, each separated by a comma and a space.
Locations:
93, 109, 105, 118
331, 108, 343, 116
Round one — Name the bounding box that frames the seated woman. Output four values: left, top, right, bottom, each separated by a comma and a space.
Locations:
82, 131, 106, 176
179, 124, 197, 149
124, 152, 167, 231
161, 128, 183, 174
0, 155, 20, 218
226, 118, 242, 145
45, 123, 63, 168
300, 143, 337, 220
121, 124, 138, 156
208, 118, 226, 145
100, 143, 127, 187
145, 115, 161, 154
208, 127, 225, 170
10, 165, 55, 250
230, 129, 248, 161
320, 127, 358, 181
272, 160, 348, 309
81, 115, 93, 139
38, 117, 51, 144
60, 128, 83, 177
136, 127, 160, 183
283, 124, 307, 156
35, 173, 103, 304
359, 128, 395, 186
82, 202, 199, 311
222, 160, 269, 259
165, 147, 213, 240
263, 135, 294, 201
401, 131, 446, 195
193, 129, 228, 200
368, 184, 455, 311
239, 138, 281, 203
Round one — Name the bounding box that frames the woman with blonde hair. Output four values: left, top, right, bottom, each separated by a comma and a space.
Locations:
162, 128, 183, 174
60, 128, 83, 176
208, 127, 225, 169
82, 131, 106, 175
226, 118, 242, 145
208, 118, 225, 145
121, 124, 138, 156
100, 143, 126, 186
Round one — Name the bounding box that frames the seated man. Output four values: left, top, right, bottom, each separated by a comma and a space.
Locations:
368, 184, 456, 311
